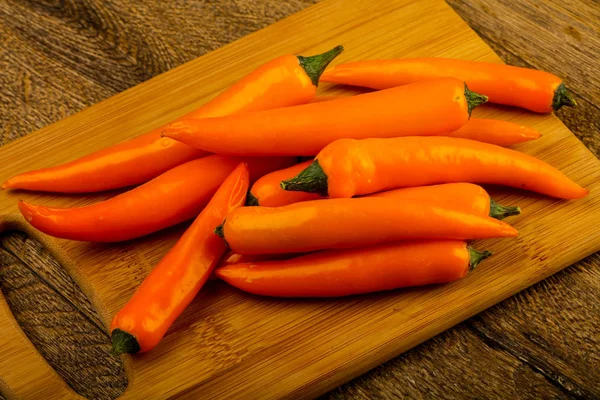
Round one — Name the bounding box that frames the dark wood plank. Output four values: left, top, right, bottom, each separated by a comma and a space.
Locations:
0, 0, 318, 143
0, 235, 127, 400
0, 0, 598, 399
468, 253, 600, 399
326, 324, 570, 400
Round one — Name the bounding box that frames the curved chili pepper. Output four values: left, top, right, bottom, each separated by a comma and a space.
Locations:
281, 137, 588, 199
374, 183, 520, 220
446, 118, 541, 146
249, 119, 539, 207
321, 58, 576, 113
3, 46, 343, 193
250, 161, 520, 219
216, 197, 517, 255
18, 155, 294, 242
111, 163, 249, 355
216, 240, 492, 298
162, 77, 487, 156
247, 160, 323, 206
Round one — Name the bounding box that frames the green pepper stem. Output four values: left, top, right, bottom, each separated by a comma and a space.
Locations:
280, 160, 328, 196
297, 45, 344, 87
552, 82, 577, 111
464, 83, 488, 117
214, 223, 224, 238
111, 329, 140, 356
468, 247, 493, 271
489, 198, 521, 220
246, 191, 259, 206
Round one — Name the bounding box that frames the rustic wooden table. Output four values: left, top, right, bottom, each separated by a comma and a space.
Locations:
0, 0, 598, 399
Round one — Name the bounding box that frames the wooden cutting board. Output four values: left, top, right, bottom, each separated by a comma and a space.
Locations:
1, 0, 599, 398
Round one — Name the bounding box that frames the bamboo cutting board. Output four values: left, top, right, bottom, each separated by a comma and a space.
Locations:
1, 0, 599, 398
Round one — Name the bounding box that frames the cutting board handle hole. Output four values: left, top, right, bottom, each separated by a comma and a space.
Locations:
0, 231, 128, 400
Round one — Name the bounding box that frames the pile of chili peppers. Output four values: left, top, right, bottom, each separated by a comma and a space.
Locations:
4, 46, 587, 355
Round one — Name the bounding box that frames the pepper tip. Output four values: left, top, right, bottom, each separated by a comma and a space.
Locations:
160, 128, 174, 139
504, 224, 519, 237
161, 120, 191, 139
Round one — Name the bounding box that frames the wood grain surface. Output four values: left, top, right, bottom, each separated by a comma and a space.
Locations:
0, 0, 598, 399
0, 233, 127, 400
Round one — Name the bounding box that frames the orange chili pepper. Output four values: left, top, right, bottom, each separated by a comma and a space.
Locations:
215, 197, 517, 255
3, 46, 343, 193
321, 58, 576, 113
282, 137, 588, 199
247, 160, 323, 206
374, 183, 520, 220
216, 240, 491, 298
220, 252, 272, 266
446, 118, 541, 146
309, 95, 351, 103
218, 251, 295, 267
208, 251, 296, 281
18, 155, 293, 242
162, 77, 487, 156
250, 160, 520, 219
110, 163, 249, 354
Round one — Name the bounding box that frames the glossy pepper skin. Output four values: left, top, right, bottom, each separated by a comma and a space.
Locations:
374, 183, 520, 220
217, 197, 517, 255
3, 46, 343, 193
321, 58, 576, 113
111, 163, 249, 355
446, 118, 541, 146
162, 77, 488, 156
18, 155, 294, 242
282, 137, 588, 199
217, 252, 294, 268
250, 164, 520, 219
217, 240, 492, 298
